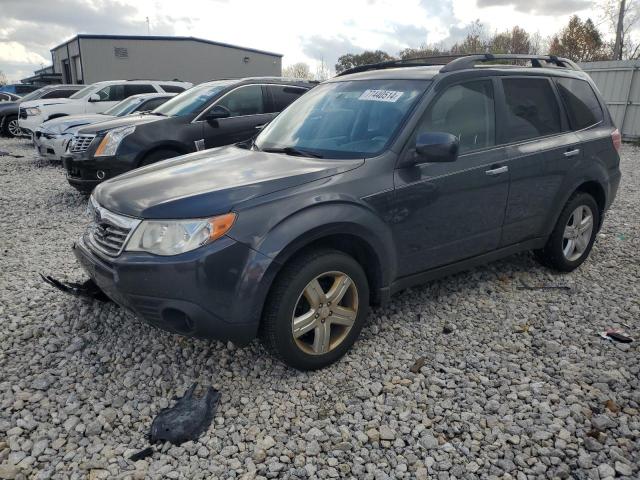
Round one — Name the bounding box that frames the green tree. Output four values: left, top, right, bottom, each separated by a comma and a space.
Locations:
335, 50, 395, 73
549, 16, 610, 61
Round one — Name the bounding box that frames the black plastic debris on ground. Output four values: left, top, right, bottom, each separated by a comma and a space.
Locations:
40, 273, 111, 302
0, 150, 24, 158
600, 329, 633, 343
128, 446, 154, 462
150, 383, 220, 446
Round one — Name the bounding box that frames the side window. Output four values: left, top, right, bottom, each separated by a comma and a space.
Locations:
160, 84, 186, 93
418, 80, 495, 154
137, 98, 166, 111
267, 85, 308, 112
502, 78, 562, 142
0, 93, 8, 101
124, 84, 156, 97
216, 85, 264, 116
555, 78, 603, 130
95, 85, 125, 102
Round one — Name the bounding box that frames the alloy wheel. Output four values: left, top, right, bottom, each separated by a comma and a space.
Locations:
562, 205, 594, 261
292, 271, 359, 355
7, 119, 21, 137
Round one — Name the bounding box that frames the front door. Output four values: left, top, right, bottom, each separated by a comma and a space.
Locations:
392, 78, 510, 277
86, 84, 125, 113
203, 84, 275, 149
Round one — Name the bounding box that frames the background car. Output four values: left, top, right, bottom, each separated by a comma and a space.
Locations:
0, 84, 39, 96
33, 93, 176, 161
0, 92, 21, 102
64, 77, 314, 191
0, 84, 83, 137
17, 80, 192, 136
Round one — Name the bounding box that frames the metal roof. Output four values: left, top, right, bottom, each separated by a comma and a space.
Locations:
50, 34, 283, 58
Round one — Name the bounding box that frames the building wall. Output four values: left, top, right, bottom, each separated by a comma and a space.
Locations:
77, 38, 281, 84
52, 39, 82, 84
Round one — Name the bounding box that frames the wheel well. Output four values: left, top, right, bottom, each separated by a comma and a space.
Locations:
575, 181, 606, 226
139, 146, 186, 166
273, 234, 385, 305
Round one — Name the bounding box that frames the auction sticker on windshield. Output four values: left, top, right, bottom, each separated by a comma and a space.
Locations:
359, 89, 404, 102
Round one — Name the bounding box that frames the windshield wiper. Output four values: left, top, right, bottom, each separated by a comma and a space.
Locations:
262, 146, 323, 158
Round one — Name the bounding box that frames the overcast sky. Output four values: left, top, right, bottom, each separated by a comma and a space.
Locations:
0, 0, 601, 82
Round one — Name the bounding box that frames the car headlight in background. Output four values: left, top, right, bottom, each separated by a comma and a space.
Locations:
125, 213, 237, 256
94, 125, 136, 157
24, 107, 41, 116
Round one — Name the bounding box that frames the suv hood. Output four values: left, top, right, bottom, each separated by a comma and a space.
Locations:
76, 113, 163, 134
28, 98, 79, 108
41, 114, 114, 134
93, 146, 364, 219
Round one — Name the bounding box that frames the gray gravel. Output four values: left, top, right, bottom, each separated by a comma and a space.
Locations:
0, 136, 638, 479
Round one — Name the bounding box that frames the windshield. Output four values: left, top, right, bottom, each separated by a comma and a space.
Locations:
153, 81, 235, 117
69, 85, 95, 99
104, 96, 145, 116
255, 79, 429, 158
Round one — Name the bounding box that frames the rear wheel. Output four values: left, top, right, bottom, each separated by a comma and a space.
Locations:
534, 192, 600, 272
261, 249, 370, 370
3, 115, 20, 137
140, 149, 179, 167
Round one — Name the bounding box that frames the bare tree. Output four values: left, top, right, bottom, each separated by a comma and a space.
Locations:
602, 0, 640, 58
282, 62, 313, 79
0, 71, 7, 86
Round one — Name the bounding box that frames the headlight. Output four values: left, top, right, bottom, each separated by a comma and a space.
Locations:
25, 107, 41, 116
125, 213, 236, 256
94, 125, 135, 157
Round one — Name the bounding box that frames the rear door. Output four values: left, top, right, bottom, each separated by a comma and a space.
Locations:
265, 84, 309, 113
392, 78, 511, 276
202, 84, 275, 148
499, 76, 582, 246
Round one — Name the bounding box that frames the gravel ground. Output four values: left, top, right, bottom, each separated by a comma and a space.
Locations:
0, 136, 638, 480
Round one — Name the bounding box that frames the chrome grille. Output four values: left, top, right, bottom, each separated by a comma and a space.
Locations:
85, 197, 141, 258
70, 134, 95, 153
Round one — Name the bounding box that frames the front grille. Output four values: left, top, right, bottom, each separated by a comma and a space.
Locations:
70, 135, 95, 153
19, 108, 27, 119
85, 197, 141, 258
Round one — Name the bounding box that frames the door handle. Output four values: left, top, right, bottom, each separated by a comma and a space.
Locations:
485, 165, 508, 176
564, 148, 580, 158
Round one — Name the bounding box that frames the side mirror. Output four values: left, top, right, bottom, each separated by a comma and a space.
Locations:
88, 93, 101, 102
413, 132, 459, 164
206, 105, 231, 121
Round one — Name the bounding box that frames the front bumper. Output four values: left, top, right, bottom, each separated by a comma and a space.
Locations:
34, 131, 72, 161
63, 151, 132, 193
73, 233, 274, 345
17, 114, 43, 137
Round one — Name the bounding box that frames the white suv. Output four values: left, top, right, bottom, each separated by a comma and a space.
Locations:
18, 80, 191, 136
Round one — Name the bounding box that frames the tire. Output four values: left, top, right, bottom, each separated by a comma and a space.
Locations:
140, 149, 179, 167
261, 249, 370, 370
534, 192, 600, 272
3, 115, 21, 138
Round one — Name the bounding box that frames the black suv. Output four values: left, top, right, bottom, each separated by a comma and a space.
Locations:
73, 54, 621, 370
63, 78, 314, 192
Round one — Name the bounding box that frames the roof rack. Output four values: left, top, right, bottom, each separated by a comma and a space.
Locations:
440, 54, 580, 73
336, 53, 580, 77
336, 55, 469, 77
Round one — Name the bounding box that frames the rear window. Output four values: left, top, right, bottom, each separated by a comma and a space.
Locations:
160, 84, 186, 93
267, 85, 308, 112
555, 78, 603, 130
502, 78, 562, 142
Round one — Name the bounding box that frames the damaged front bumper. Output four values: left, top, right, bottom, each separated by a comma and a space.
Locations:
72, 234, 273, 346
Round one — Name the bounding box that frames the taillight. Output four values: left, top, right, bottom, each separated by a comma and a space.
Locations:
611, 128, 622, 152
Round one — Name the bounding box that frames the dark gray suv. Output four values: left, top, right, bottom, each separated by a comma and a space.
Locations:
72, 54, 621, 370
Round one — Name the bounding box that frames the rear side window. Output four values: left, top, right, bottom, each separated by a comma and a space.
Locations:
267, 85, 308, 112
96, 85, 125, 102
124, 84, 156, 97
41, 89, 78, 99
216, 85, 264, 116
502, 78, 561, 142
160, 84, 186, 93
419, 80, 495, 154
555, 78, 603, 130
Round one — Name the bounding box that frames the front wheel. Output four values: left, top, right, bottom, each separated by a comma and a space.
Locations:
534, 192, 600, 272
3, 115, 21, 137
261, 249, 370, 370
